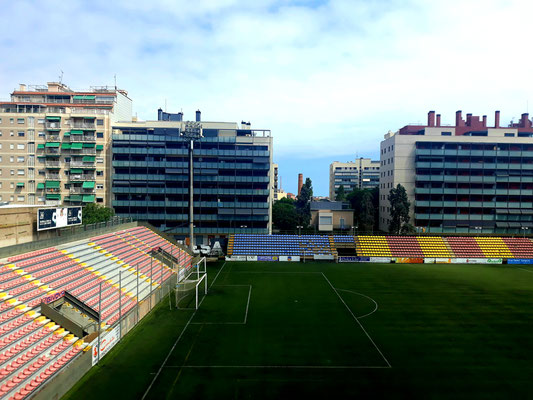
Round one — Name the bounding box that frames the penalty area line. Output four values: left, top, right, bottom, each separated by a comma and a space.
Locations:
322, 272, 392, 369
165, 365, 391, 369
141, 261, 228, 400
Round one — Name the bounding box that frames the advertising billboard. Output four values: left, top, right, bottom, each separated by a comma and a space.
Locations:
37, 207, 82, 231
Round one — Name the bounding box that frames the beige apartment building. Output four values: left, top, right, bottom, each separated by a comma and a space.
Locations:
0, 82, 132, 207
329, 158, 380, 199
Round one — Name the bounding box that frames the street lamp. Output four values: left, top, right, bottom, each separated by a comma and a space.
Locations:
240, 225, 247, 233
181, 121, 203, 252
521, 226, 529, 238
297, 225, 303, 236
473, 226, 482, 234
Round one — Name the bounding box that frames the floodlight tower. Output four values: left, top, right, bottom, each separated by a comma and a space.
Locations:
181, 121, 203, 252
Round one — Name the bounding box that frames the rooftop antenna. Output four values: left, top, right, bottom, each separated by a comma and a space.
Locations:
59, 70, 64, 84
114, 74, 117, 90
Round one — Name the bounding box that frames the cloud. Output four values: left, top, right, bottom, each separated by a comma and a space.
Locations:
1, 0, 532, 194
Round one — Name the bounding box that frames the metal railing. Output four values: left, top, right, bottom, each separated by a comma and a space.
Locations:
69, 174, 95, 181
70, 136, 96, 142
44, 160, 61, 167
70, 161, 94, 167
45, 123, 62, 130
71, 123, 96, 129
69, 187, 95, 194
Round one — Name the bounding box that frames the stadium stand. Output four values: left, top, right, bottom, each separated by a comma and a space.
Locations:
416, 236, 454, 258
356, 236, 392, 257
502, 237, 533, 258
229, 235, 334, 257
0, 225, 191, 400
474, 237, 513, 258
386, 236, 425, 258
446, 237, 485, 258
231, 234, 533, 259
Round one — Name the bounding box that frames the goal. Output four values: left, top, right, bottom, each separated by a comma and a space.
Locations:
175, 257, 207, 309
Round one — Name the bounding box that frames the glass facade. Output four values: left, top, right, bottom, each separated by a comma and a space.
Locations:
111, 127, 272, 237
414, 141, 533, 233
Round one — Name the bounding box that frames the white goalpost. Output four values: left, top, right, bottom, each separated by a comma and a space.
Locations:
175, 257, 207, 309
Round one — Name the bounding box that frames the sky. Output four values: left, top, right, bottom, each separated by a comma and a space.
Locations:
1, 0, 533, 196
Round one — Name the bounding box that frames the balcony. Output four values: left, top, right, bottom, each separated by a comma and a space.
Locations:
44, 148, 61, 156
44, 160, 61, 168
69, 187, 95, 194
69, 174, 95, 181
70, 135, 96, 142
45, 174, 61, 180
45, 122, 61, 130
71, 122, 96, 130
45, 134, 61, 141
70, 161, 94, 167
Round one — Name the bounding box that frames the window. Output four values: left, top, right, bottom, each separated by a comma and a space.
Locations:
441, 131, 452, 136
10, 182, 14, 189
96, 197, 104, 203
96, 157, 104, 163
17, 118, 24, 124
96, 184, 104, 190
504, 133, 515, 137
18, 131, 25, 137
17, 170, 25, 176
10, 196, 14, 202
96, 132, 104, 138
38, 131, 45, 137
17, 196, 25, 202
9, 156, 14, 162
0, 131, 2, 136
17, 156, 24, 163
10, 131, 14, 136
17, 144, 25, 150
64, 157, 71, 163
0, 182, 2, 188
10, 118, 14, 124
9, 144, 14, 150
97, 119, 104, 126
38, 119, 45, 124
319, 216, 333, 225
0, 118, 2, 123
96, 171, 103, 176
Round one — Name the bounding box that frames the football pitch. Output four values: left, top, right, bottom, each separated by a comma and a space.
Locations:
63, 261, 533, 399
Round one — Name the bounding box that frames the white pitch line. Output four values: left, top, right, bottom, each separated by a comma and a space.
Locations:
166, 365, 391, 369
512, 266, 533, 274
243, 285, 252, 324
321, 273, 391, 368
141, 261, 227, 400
190, 284, 252, 325
228, 271, 322, 274
335, 288, 379, 319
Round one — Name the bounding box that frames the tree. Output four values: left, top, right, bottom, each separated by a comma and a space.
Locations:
335, 185, 346, 201
82, 203, 115, 225
346, 188, 375, 233
272, 198, 298, 231
388, 184, 411, 234
359, 191, 375, 232
295, 178, 313, 228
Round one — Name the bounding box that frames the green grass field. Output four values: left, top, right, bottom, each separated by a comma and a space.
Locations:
62, 261, 533, 399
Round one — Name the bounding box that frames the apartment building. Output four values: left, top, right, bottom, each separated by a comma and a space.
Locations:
0, 82, 132, 206
111, 110, 273, 245
329, 158, 380, 199
379, 110, 533, 234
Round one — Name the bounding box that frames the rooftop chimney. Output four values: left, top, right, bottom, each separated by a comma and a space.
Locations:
495, 110, 500, 128
455, 110, 463, 127
19, 84, 26, 91
195, 110, 201, 122
482, 115, 487, 127
298, 174, 303, 197
466, 113, 473, 126
427, 111, 435, 127
436, 114, 441, 127
157, 108, 163, 121
521, 113, 531, 128
177, 112, 183, 122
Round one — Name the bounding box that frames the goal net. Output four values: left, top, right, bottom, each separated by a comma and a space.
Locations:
175, 257, 207, 309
